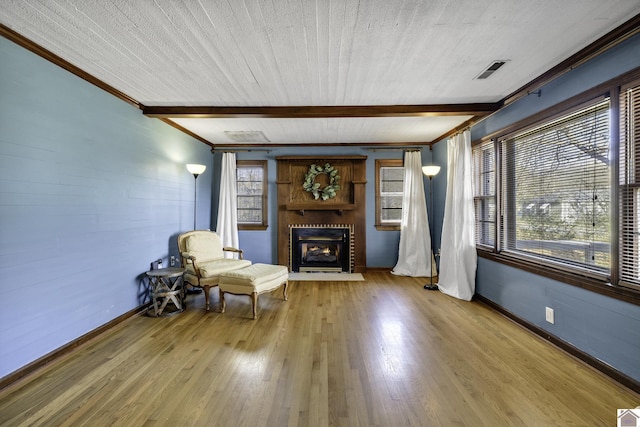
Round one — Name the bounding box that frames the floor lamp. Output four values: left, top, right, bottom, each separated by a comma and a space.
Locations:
422, 165, 440, 290
186, 164, 206, 230
185, 164, 206, 295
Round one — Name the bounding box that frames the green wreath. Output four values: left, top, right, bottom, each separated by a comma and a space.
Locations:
303, 163, 340, 200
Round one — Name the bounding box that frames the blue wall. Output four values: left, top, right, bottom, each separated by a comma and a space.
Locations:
476, 258, 640, 380
0, 37, 212, 379
430, 33, 640, 382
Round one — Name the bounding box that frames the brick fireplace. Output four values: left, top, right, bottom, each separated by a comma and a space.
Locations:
276, 156, 367, 272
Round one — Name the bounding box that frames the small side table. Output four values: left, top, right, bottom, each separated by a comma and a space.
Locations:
145, 267, 186, 316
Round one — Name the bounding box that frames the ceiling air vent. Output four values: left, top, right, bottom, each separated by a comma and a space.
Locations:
224, 131, 270, 143
475, 60, 507, 80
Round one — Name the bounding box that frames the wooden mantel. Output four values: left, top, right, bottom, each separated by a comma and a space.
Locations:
276, 156, 367, 272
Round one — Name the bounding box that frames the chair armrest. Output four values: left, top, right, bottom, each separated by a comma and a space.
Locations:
223, 247, 244, 260
181, 253, 203, 277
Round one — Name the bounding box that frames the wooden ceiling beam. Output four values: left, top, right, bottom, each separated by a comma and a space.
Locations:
142, 103, 500, 119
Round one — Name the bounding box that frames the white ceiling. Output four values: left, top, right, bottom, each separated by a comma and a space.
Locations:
1, 0, 638, 146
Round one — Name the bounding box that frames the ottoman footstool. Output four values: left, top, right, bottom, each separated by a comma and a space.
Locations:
218, 263, 289, 319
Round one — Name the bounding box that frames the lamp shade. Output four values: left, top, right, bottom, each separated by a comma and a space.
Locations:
186, 164, 206, 176
422, 165, 441, 177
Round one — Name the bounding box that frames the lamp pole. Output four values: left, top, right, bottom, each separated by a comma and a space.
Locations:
186, 164, 206, 230
192, 174, 198, 230
422, 165, 440, 290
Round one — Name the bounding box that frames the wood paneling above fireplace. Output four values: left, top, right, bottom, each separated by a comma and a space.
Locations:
276, 156, 367, 272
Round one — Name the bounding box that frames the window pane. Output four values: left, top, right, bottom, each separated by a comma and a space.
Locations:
379, 164, 404, 224
381, 208, 403, 222
237, 167, 263, 182
474, 197, 496, 246
381, 167, 404, 181
238, 209, 262, 223
381, 194, 403, 222
381, 181, 404, 193
502, 100, 610, 272
473, 141, 496, 246
381, 195, 403, 209
237, 195, 261, 209
236, 162, 266, 226
619, 81, 640, 287
237, 181, 263, 195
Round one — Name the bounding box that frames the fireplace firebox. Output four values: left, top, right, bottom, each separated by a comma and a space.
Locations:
290, 226, 352, 272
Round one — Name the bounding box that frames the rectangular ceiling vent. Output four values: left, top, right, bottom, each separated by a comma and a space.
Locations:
475, 60, 507, 79
224, 131, 270, 143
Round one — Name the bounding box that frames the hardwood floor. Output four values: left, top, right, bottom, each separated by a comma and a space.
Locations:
0, 272, 637, 426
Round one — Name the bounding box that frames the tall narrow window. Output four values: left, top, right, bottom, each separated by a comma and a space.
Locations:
236, 160, 268, 230
619, 80, 640, 289
375, 159, 404, 230
501, 99, 611, 274
473, 141, 496, 248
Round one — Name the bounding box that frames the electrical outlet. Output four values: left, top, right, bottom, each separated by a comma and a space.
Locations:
545, 307, 555, 324
170, 255, 176, 266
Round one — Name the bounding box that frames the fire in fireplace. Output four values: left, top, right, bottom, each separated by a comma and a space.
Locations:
290, 226, 351, 272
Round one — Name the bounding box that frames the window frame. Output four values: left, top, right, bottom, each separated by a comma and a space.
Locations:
236, 160, 268, 231
375, 158, 404, 231
473, 140, 497, 250
618, 78, 640, 291
500, 97, 611, 279
472, 67, 640, 306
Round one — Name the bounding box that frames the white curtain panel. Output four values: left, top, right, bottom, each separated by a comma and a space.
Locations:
438, 130, 477, 300
392, 150, 436, 277
215, 152, 239, 257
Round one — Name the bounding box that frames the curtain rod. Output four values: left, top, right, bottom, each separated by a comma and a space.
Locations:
211, 148, 272, 153
364, 147, 423, 152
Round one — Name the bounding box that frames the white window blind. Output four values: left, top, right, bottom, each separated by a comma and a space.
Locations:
500, 100, 611, 273
237, 164, 264, 224
473, 141, 496, 247
619, 81, 640, 288
380, 166, 404, 224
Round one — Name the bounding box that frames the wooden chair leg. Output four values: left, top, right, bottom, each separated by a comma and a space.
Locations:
204, 285, 211, 311
220, 289, 226, 313
251, 292, 258, 319
282, 281, 288, 301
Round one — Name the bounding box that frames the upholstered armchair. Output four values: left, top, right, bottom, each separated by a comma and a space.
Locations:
177, 230, 251, 311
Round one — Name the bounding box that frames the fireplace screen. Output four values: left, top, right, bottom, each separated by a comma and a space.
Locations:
290, 226, 351, 272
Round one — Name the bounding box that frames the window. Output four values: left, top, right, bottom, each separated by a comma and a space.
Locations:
470, 69, 640, 301
375, 159, 404, 230
473, 141, 496, 247
619, 80, 640, 289
502, 100, 611, 275
474, 98, 612, 278
502, 100, 611, 274
236, 160, 267, 230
